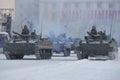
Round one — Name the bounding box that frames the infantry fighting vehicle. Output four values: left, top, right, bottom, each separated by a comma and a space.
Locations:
76, 30, 118, 60
3, 31, 53, 60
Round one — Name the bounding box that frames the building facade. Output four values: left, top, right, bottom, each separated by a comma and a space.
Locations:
0, 0, 14, 32
39, 0, 120, 38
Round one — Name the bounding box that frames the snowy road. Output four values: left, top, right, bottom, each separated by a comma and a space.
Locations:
0, 49, 120, 80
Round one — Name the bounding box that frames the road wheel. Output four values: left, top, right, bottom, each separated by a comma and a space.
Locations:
108, 52, 116, 60
47, 49, 52, 59
82, 52, 88, 59
4, 51, 16, 59
5, 53, 13, 59
76, 51, 83, 60
42, 49, 46, 59
35, 50, 41, 60
15, 54, 24, 59
46, 53, 51, 59
4, 51, 11, 59
5, 54, 16, 59
64, 48, 70, 57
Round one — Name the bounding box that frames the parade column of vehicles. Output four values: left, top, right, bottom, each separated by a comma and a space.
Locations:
2, 26, 118, 60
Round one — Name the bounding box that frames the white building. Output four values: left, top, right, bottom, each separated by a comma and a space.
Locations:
39, 0, 120, 38
0, 0, 14, 32
0, 12, 6, 31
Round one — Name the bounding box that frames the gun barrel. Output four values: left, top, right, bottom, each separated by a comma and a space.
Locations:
12, 31, 29, 38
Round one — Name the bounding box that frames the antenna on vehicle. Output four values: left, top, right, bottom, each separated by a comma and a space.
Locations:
89, 26, 91, 32
110, 15, 113, 39
40, 23, 43, 39
110, 24, 112, 38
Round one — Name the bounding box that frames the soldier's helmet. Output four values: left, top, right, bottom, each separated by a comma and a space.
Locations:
92, 26, 96, 29
24, 25, 28, 29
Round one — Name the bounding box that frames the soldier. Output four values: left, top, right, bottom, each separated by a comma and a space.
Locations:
91, 26, 97, 35
21, 25, 29, 43
98, 30, 107, 40
21, 25, 29, 35
31, 30, 37, 39
86, 26, 98, 40
31, 30, 36, 35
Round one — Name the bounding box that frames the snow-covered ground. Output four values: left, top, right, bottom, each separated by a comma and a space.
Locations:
0, 48, 120, 80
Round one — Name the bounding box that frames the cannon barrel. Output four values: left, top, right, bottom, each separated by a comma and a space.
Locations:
12, 31, 30, 38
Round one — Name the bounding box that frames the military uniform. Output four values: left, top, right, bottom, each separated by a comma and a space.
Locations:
91, 26, 97, 35
22, 25, 29, 35
31, 30, 37, 39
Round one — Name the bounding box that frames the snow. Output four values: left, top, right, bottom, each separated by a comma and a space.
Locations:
0, 48, 120, 80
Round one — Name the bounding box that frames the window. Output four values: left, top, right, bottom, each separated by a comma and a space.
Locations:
64, 2, 69, 8
97, 2, 102, 9
52, 12, 57, 20
86, 2, 91, 9
109, 3, 114, 9
74, 3, 79, 8
51, 3, 56, 8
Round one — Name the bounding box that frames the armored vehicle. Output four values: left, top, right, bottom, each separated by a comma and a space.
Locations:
49, 33, 72, 57
76, 29, 118, 60
3, 31, 53, 60
53, 41, 71, 56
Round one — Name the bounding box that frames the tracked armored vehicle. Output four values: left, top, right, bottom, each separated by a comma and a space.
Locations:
76, 29, 118, 60
52, 41, 71, 57
3, 31, 53, 60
